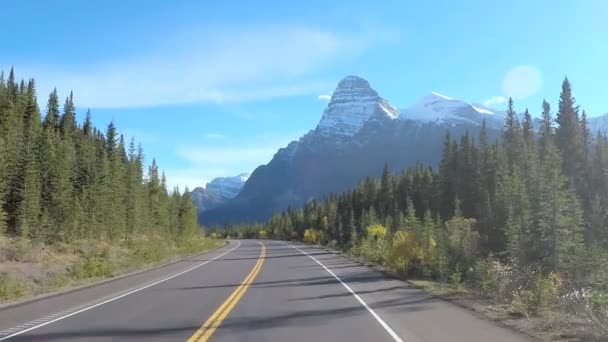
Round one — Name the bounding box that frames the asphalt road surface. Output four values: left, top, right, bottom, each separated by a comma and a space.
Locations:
0, 240, 532, 342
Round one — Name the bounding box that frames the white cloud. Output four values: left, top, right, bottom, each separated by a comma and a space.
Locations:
9, 25, 395, 108
501, 65, 542, 100
483, 96, 508, 107
205, 133, 225, 139
317, 94, 332, 101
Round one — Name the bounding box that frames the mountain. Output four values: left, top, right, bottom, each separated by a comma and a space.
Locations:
191, 173, 249, 215
401, 92, 504, 128
201, 76, 501, 225
589, 113, 608, 134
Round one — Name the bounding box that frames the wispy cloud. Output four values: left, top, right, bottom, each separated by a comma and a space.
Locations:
483, 96, 508, 107
205, 133, 225, 139
11, 25, 397, 108
317, 93, 332, 101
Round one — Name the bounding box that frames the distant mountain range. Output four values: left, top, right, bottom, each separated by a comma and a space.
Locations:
191, 173, 249, 217
198, 76, 608, 225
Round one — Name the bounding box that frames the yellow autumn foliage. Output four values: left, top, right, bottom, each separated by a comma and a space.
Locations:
366, 224, 387, 239
257, 229, 268, 239
303, 228, 322, 244
388, 230, 437, 273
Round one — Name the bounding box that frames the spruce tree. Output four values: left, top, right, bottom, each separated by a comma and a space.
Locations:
555, 77, 584, 190
503, 98, 524, 166
522, 108, 534, 147
59, 92, 77, 138
43, 89, 60, 130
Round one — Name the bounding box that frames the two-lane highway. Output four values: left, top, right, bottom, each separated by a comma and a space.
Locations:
0, 240, 532, 342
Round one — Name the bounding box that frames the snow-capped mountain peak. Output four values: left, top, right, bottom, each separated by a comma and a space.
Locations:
401, 92, 502, 127
316, 75, 399, 137
205, 173, 250, 200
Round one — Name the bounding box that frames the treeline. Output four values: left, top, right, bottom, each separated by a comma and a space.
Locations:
0, 68, 198, 243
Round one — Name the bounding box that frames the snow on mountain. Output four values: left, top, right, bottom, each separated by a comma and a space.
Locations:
206, 173, 250, 200
192, 172, 250, 214
316, 76, 399, 137
472, 105, 494, 115
401, 92, 503, 128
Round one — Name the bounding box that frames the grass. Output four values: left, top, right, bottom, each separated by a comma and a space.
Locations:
0, 235, 223, 304
408, 279, 594, 342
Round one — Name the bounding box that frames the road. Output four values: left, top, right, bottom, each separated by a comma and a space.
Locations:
0, 240, 532, 342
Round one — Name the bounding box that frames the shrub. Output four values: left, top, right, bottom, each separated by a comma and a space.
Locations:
303, 228, 322, 244
257, 230, 268, 239
445, 216, 479, 268
70, 255, 115, 279
513, 271, 560, 317
466, 256, 513, 301
132, 240, 169, 264
448, 266, 463, 286
387, 230, 423, 273
0, 272, 27, 300
366, 224, 387, 240
586, 289, 608, 338
352, 236, 390, 265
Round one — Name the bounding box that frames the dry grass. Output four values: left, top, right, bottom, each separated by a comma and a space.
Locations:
410, 279, 606, 342
0, 235, 223, 303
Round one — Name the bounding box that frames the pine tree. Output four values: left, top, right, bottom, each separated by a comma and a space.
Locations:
59, 92, 77, 138
534, 139, 585, 272
522, 108, 534, 147
439, 131, 457, 219
379, 164, 393, 217
581, 110, 591, 162
539, 100, 553, 156
83, 110, 93, 136
503, 97, 524, 166
43, 89, 60, 130
555, 77, 584, 190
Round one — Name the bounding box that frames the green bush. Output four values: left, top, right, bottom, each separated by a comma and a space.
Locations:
0, 272, 27, 300
351, 236, 390, 265
513, 272, 560, 316
586, 289, 608, 338
466, 256, 513, 301
448, 266, 463, 286
70, 248, 116, 280
132, 240, 171, 264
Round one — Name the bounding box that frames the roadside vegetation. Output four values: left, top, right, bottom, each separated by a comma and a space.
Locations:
0, 235, 221, 302
0, 69, 217, 303
214, 78, 608, 341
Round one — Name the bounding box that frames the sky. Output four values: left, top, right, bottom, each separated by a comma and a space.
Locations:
2, 0, 607, 191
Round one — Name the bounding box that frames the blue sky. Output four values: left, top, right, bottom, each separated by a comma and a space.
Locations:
2, 0, 607, 190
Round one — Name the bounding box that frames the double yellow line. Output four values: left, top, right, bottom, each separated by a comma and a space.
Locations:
187, 242, 266, 342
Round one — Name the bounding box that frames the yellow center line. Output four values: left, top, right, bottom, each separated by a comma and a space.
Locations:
187, 242, 266, 342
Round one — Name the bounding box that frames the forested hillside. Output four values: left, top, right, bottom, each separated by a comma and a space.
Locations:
0, 68, 198, 242
219, 78, 608, 340
0, 68, 213, 302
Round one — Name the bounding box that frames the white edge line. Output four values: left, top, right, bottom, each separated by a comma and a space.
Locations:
0, 240, 241, 341
288, 244, 405, 342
